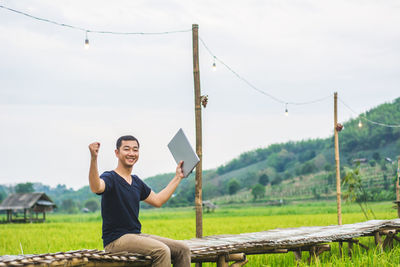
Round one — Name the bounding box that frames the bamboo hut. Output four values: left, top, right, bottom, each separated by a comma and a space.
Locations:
0, 192, 56, 223
202, 200, 216, 213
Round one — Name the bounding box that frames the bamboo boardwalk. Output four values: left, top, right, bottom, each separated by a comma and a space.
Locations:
1, 219, 400, 266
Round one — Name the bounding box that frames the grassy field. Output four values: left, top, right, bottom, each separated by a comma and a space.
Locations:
1, 201, 399, 266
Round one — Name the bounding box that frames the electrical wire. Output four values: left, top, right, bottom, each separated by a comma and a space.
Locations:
339, 97, 400, 128
199, 37, 332, 106
4, 3, 396, 123
0, 5, 192, 35
0, 4, 336, 108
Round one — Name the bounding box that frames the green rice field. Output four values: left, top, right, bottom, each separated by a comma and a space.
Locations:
1, 201, 400, 266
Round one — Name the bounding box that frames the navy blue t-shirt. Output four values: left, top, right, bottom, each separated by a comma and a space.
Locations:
98, 171, 151, 247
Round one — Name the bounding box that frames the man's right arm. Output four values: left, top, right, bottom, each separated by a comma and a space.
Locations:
88, 142, 105, 194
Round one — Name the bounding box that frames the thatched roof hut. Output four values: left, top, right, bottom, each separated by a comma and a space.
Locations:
0, 192, 56, 223
202, 200, 216, 213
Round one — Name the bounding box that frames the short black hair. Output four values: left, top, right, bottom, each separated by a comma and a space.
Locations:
116, 135, 140, 150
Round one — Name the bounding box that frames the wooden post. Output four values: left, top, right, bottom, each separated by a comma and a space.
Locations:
375, 232, 383, 252
293, 249, 302, 261
192, 24, 203, 240
217, 255, 229, 267
334, 92, 342, 225
396, 156, 400, 218
382, 229, 396, 249
397, 156, 400, 201
348, 241, 353, 258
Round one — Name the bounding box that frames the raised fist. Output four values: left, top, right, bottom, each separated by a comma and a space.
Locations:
88, 142, 100, 158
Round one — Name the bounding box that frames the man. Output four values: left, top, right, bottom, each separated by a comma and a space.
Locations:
88, 135, 191, 267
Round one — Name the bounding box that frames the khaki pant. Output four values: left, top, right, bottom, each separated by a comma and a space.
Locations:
105, 233, 191, 267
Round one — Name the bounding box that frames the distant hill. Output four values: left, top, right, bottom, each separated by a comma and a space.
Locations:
144, 97, 400, 206
1, 98, 399, 210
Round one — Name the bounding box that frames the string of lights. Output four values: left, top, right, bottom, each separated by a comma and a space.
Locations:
339, 97, 400, 128
0, 4, 191, 49
2, 4, 332, 111
3, 4, 397, 123
199, 37, 332, 109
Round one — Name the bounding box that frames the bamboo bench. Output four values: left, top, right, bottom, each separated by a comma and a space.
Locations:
2, 219, 400, 266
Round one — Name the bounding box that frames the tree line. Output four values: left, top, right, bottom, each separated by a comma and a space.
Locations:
1, 98, 399, 208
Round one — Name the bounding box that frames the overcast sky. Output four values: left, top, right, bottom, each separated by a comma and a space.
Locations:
0, 0, 399, 189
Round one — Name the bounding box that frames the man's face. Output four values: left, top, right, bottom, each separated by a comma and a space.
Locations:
115, 140, 139, 167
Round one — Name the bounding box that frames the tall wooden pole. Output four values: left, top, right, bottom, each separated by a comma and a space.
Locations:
334, 92, 342, 225
397, 156, 400, 201
192, 24, 203, 239
395, 156, 400, 218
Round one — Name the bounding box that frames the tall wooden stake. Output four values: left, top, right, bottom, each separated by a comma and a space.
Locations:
192, 24, 203, 240
334, 92, 342, 225
397, 156, 400, 201
395, 156, 400, 219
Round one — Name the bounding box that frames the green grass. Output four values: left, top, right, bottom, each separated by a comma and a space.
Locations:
0, 201, 399, 266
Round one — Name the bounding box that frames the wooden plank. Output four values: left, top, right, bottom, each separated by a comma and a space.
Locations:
3, 219, 400, 266
186, 219, 400, 258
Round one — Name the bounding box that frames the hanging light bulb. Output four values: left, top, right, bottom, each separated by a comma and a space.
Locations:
212, 56, 216, 71
285, 103, 289, 116
358, 120, 363, 128
84, 31, 89, 49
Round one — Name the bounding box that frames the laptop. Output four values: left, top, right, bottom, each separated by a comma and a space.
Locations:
167, 128, 200, 178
